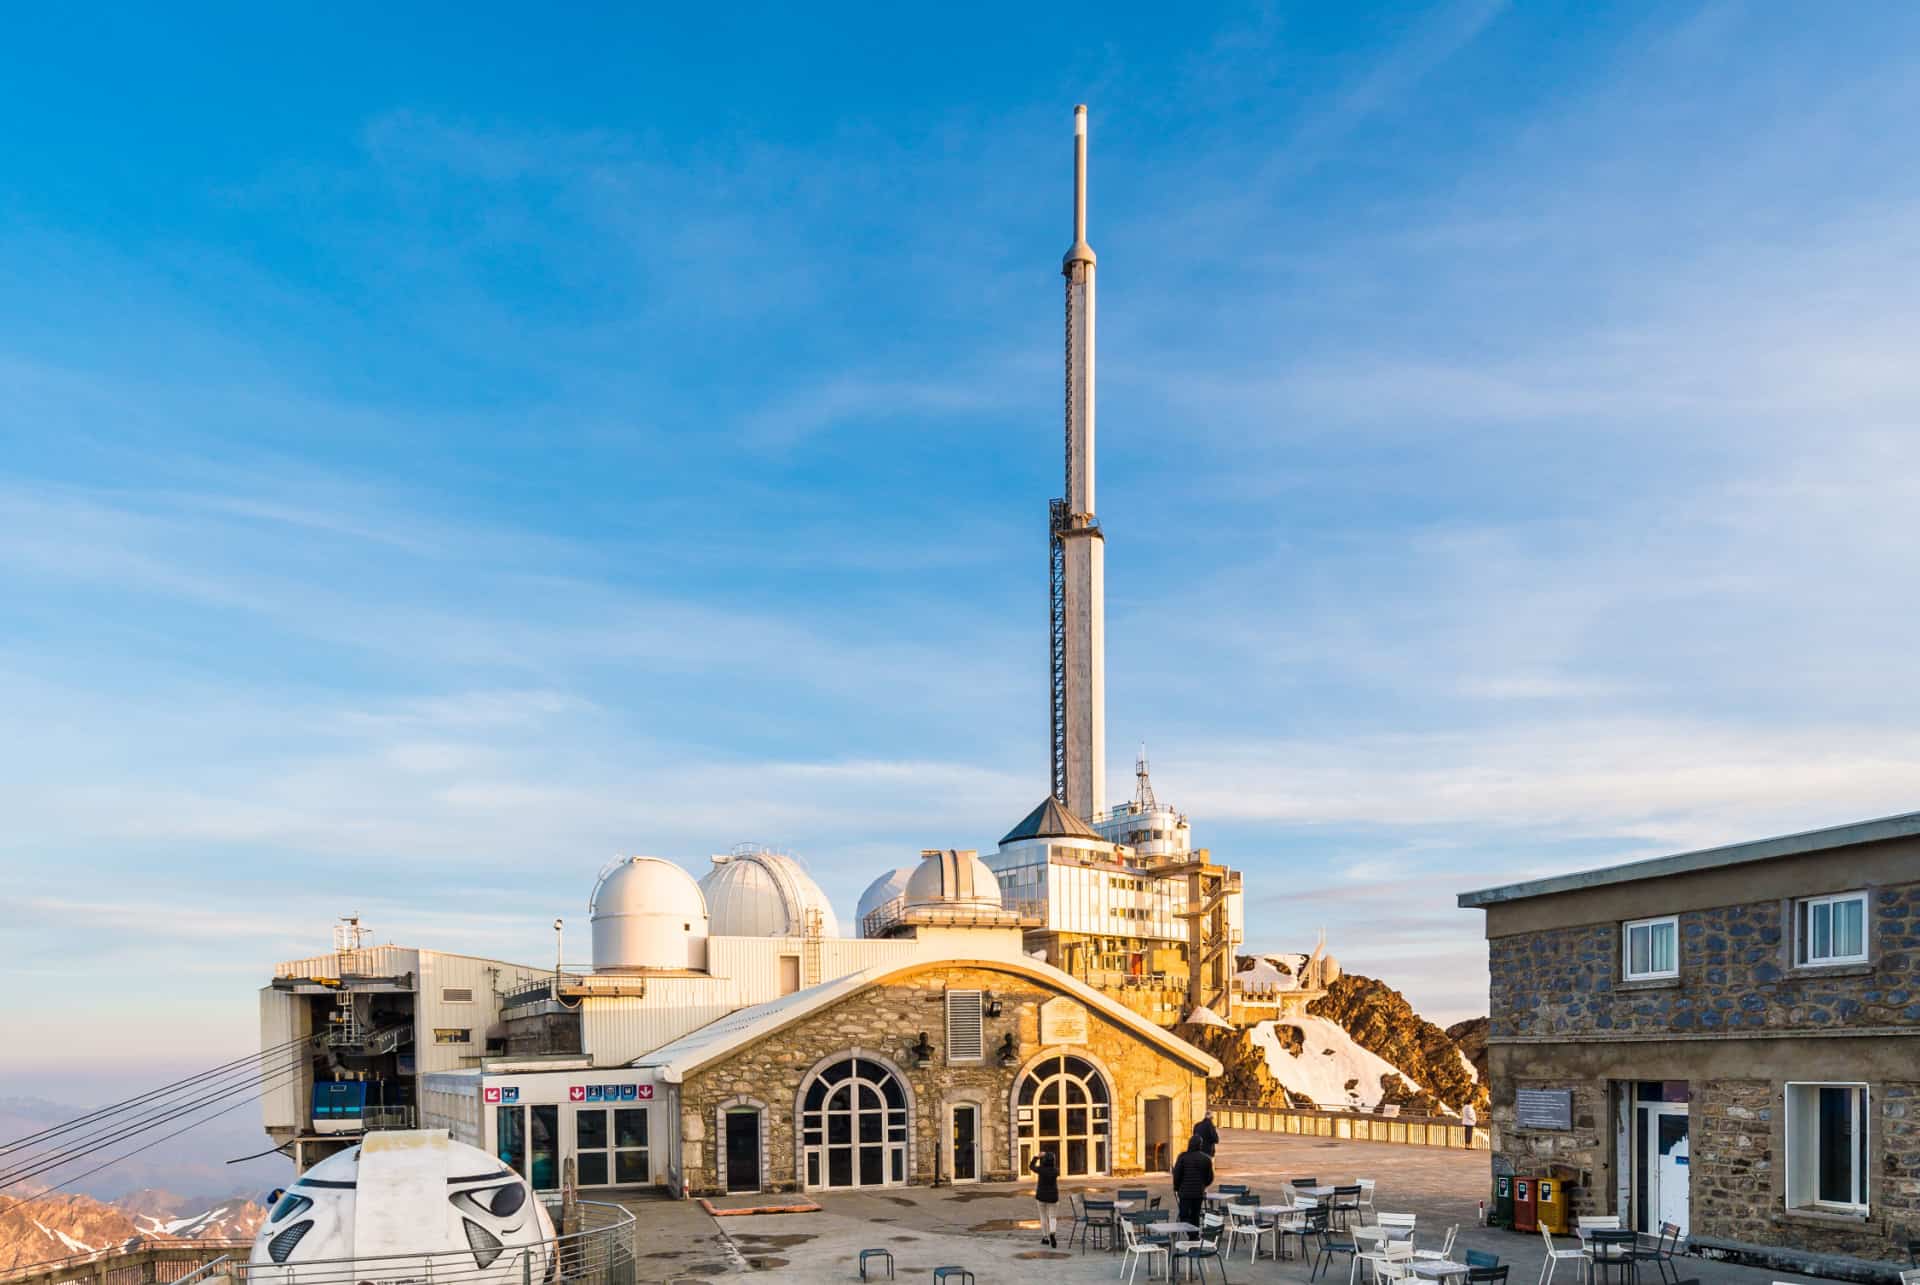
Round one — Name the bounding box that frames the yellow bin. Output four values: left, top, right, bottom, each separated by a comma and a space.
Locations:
1535, 1177, 1570, 1234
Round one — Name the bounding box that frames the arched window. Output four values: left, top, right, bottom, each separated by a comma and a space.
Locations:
799, 1056, 909, 1188
1016, 1054, 1111, 1177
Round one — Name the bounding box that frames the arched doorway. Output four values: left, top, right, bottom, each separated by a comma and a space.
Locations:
1015, 1053, 1111, 1177
799, 1056, 909, 1189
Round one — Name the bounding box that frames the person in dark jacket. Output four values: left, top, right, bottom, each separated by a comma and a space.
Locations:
1171, 1135, 1215, 1228
1029, 1149, 1061, 1247
1194, 1114, 1220, 1156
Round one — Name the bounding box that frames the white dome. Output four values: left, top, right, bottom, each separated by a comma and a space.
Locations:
905, 848, 1003, 911
700, 848, 840, 938
590, 856, 709, 972
250, 1131, 553, 1281
856, 867, 914, 938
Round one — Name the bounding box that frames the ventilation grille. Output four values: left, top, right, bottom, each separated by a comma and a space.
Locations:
946, 990, 984, 1062
442, 987, 475, 1002
267, 1221, 312, 1263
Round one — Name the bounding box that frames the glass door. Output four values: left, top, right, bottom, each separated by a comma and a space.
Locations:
498, 1104, 561, 1191
951, 1105, 979, 1183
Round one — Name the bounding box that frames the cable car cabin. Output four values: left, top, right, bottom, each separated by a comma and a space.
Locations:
311, 1081, 367, 1134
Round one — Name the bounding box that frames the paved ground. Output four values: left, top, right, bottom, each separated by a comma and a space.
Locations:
609, 1130, 1844, 1284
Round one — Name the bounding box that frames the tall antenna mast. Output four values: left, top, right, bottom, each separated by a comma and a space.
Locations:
1049, 104, 1107, 821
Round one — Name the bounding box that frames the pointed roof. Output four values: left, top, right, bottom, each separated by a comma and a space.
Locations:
1000, 796, 1102, 846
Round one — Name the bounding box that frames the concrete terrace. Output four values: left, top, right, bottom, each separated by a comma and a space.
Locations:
608, 1130, 1852, 1283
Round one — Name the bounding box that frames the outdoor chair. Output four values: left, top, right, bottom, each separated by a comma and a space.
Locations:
1309, 1212, 1355, 1283
1218, 1183, 1249, 1197
1464, 1251, 1500, 1270
1576, 1217, 1621, 1231
1223, 1205, 1275, 1263
1588, 1229, 1637, 1285
1172, 1211, 1232, 1284
1294, 1177, 1323, 1190
1908, 1237, 1919, 1268
1631, 1223, 1681, 1285
1378, 1213, 1417, 1244
1468, 1267, 1510, 1285
1537, 1222, 1591, 1285
1374, 1242, 1418, 1285
1899, 1272, 1920, 1285
858, 1247, 894, 1280
1330, 1185, 1363, 1229
1083, 1198, 1120, 1253
1120, 1214, 1170, 1285
932, 1270, 975, 1285
1065, 1194, 1089, 1250
1415, 1224, 1458, 1262
1356, 1178, 1378, 1222
1353, 1227, 1391, 1285
1282, 1205, 1328, 1263
1119, 1186, 1160, 1211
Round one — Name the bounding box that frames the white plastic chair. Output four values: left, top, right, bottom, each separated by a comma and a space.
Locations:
1576, 1217, 1621, 1231
1355, 1178, 1378, 1222
1415, 1224, 1458, 1262
1224, 1205, 1275, 1262
1375, 1242, 1418, 1284
1379, 1213, 1417, 1244
1538, 1221, 1591, 1285
1353, 1227, 1390, 1285
1119, 1215, 1168, 1285
1899, 1272, 1920, 1285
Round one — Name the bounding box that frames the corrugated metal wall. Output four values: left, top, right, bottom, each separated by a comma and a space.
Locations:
258, 987, 306, 1133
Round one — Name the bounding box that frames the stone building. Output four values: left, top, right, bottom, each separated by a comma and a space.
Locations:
634, 955, 1219, 1196
1459, 812, 1920, 1276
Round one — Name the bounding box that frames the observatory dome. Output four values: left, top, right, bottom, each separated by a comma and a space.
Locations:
904, 848, 1004, 911
855, 866, 914, 938
590, 855, 709, 972
700, 847, 840, 938
249, 1130, 553, 1282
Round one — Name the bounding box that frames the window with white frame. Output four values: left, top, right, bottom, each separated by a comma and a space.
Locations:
1794, 891, 1868, 967
1785, 1083, 1868, 1212
1621, 915, 1678, 980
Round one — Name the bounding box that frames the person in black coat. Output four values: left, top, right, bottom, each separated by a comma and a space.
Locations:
1171, 1135, 1215, 1228
1029, 1149, 1061, 1247
1194, 1114, 1220, 1156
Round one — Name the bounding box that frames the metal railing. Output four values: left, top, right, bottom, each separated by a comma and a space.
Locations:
0, 1240, 250, 1285
3, 1202, 634, 1285
1212, 1100, 1490, 1150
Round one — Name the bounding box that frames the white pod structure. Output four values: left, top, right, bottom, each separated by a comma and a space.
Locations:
249, 1130, 554, 1285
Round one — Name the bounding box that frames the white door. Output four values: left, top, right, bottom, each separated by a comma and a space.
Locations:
1641, 1106, 1689, 1237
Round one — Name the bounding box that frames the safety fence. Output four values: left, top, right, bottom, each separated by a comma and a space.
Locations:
1212, 1101, 1489, 1150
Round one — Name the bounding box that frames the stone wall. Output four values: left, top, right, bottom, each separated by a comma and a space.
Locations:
1489, 881, 1920, 1040
1489, 1075, 1612, 1222
675, 961, 1210, 1196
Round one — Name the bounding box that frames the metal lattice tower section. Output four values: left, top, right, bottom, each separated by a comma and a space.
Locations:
1048, 264, 1076, 806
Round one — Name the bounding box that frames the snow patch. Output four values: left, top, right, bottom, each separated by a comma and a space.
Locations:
1185, 1005, 1234, 1029
1457, 1049, 1480, 1084
1249, 1015, 1455, 1115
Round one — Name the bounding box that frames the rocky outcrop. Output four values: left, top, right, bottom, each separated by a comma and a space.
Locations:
1306, 973, 1490, 1114
1174, 1023, 1296, 1107
1446, 1017, 1489, 1081
0, 1192, 263, 1272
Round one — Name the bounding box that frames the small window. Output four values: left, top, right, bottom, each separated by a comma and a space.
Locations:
1785, 1083, 1868, 1212
441, 987, 475, 1003
1622, 916, 1678, 980
1795, 892, 1868, 967
434, 1027, 472, 1044
946, 989, 984, 1062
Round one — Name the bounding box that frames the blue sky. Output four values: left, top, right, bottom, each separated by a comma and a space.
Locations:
7, 2, 1920, 1099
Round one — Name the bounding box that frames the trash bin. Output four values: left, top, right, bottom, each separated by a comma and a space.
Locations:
1493, 1174, 1513, 1229
1535, 1177, 1569, 1234
1512, 1176, 1537, 1233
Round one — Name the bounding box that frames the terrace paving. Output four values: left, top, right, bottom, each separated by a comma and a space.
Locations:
610, 1129, 1844, 1283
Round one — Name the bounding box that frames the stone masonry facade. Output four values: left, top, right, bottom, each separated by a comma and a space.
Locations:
1488, 882, 1920, 1040
675, 961, 1210, 1197
1486, 875, 1920, 1268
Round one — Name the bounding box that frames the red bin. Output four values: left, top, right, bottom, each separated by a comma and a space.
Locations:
1513, 1176, 1538, 1233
